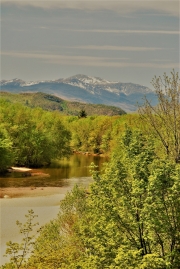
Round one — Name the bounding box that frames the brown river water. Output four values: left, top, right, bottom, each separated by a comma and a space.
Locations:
0, 154, 108, 265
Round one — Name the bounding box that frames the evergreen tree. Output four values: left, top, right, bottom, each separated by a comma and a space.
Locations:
78, 109, 87, 118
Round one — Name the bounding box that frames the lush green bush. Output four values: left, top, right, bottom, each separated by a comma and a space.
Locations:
0, 126, 14, 173
0, 100, 71, 168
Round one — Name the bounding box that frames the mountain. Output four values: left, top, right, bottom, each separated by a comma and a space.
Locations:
0, 92, 126, 116
0, 75, 157, 112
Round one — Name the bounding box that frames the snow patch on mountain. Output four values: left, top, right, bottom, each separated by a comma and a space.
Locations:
1, 75, 152, 96
22, 81, 43, 86
58, 74, 152, 96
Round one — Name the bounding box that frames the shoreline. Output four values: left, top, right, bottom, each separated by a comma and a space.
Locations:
0, 186, 71, 199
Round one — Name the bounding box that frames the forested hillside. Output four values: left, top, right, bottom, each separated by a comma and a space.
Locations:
1, 71, 180, 269
0, 92, 126, 116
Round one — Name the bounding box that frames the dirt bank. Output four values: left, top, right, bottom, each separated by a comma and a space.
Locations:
0, 186, 70, 199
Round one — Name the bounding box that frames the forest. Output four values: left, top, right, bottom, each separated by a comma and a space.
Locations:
0, 98, 134, 171
0, 91, 126, 117
1, 71, 180, 269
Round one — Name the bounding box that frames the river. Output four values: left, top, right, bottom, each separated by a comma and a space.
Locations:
0, 154, 108, 266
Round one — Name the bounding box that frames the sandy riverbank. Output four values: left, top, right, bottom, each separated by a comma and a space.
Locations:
0, 186, 71, 199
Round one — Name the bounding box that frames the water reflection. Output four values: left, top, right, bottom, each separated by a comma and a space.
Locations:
0, 154, 108, 188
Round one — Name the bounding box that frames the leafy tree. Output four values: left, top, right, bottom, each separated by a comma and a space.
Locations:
139, 70, 180, 163
0, 101, 71, 167
88, 116, 112, 154
29, 185, 87, 269
47, 113, 72, 160
70, 117, 92, 152
3, 210, 39, 269
78, 129, 180, 268
0, 126, 13, 173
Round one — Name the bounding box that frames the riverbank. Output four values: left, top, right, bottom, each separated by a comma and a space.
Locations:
0, 186, 71, 199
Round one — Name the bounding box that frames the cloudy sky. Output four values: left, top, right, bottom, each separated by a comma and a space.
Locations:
1, 0, 179, 88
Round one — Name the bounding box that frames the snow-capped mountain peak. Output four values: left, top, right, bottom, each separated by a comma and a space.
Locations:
73, 74, 111, 85
60, 74, 111, 90
1, 78, 25, 86
0, 74, 156, 112
57, 74, 123, 95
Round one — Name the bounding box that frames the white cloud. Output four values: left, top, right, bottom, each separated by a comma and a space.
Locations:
73, 29, 180, 35
1, 0, 179, 17
69, 45, 168, 51
1, 50, 178, 69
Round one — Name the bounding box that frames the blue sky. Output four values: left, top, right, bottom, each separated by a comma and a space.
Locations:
1, 0, 179, 88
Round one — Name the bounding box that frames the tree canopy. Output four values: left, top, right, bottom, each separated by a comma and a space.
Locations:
0, 100, 71, 169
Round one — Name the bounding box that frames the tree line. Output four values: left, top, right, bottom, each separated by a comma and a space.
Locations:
0, 99, 136, 172
0, 101, 71, 171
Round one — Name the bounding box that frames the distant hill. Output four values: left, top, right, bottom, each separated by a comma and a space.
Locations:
0, 92, 126, 116
0, 74, 158, 112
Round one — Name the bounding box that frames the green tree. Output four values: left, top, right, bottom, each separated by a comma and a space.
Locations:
88, 116, 112, 154
29, 185, 87, 269
139, 70, 180, 163
3, 210, 39, 269
0, 101, 71, 167
78, 109, 87, 118
47, 113, 72, 160
78, 129, 180, 268
0, 126, 13, 173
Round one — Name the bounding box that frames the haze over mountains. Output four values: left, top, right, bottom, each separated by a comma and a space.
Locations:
0, 74, 157, 112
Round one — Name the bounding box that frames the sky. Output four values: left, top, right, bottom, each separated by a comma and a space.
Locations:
1, 0, 179, 89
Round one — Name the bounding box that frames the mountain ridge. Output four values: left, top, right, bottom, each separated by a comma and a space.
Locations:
0, 91, 126, 116
0, 74, 157, 112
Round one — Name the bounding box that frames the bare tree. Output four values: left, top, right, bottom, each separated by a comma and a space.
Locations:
139, 70, 180, 163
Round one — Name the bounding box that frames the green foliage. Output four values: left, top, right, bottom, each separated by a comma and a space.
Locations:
0, 97, 136, 167
0, 126, 13, 172
2, 210, 39, 269
29, 185, 87, 269
0, 92, 126, 116
114, 250, 167, 269
78, 109, 87, 118
66, 114, 137, 154
139, 70, 180, 163
0, 100, 71, 167
77, 129, 180, 268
